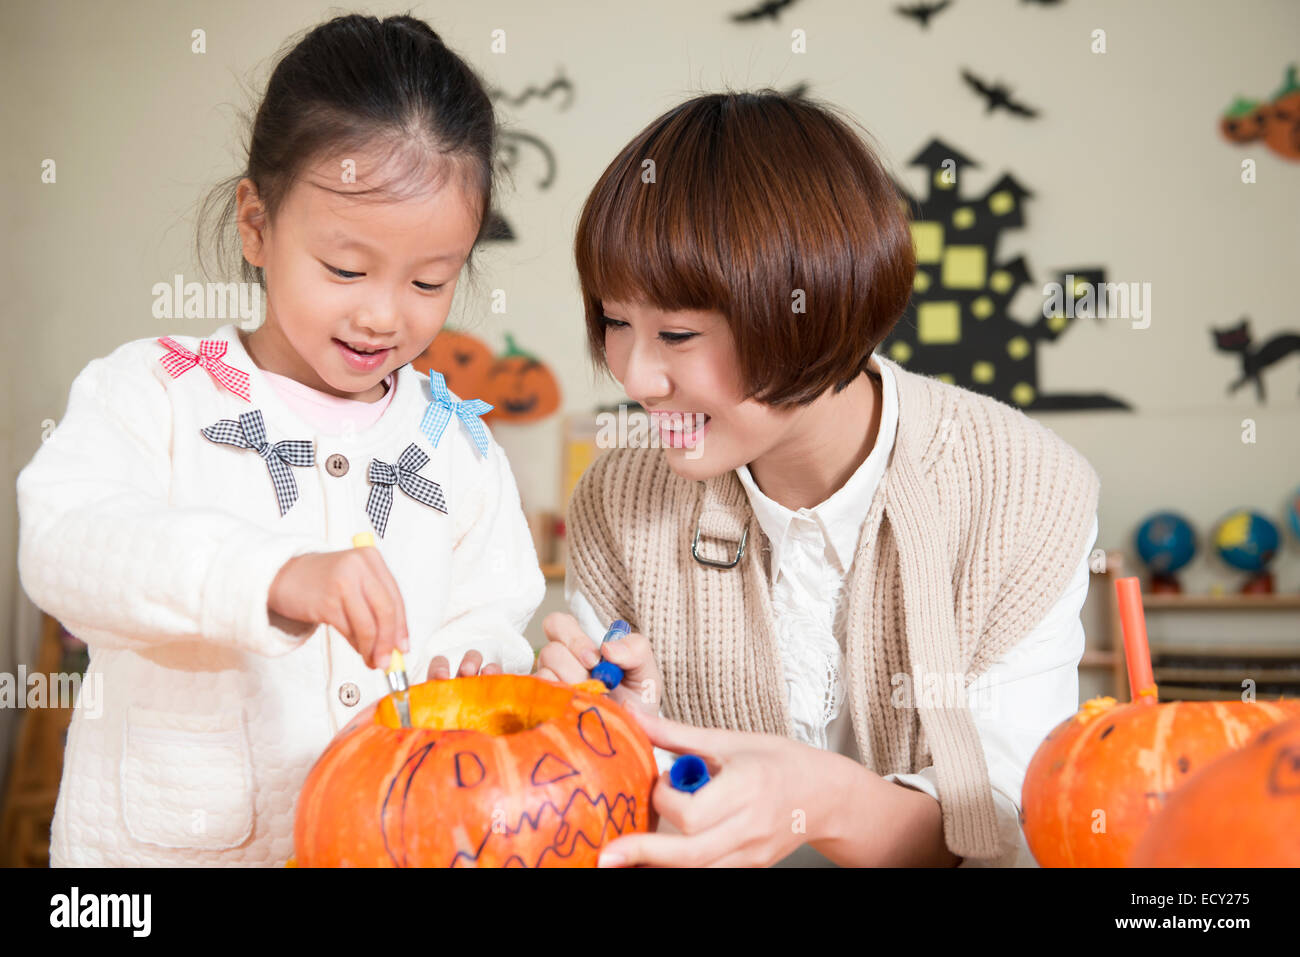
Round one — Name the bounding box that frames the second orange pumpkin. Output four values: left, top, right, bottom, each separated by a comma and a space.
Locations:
1020, 695, 1300, 868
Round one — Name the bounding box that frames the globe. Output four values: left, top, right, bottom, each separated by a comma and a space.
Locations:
1213, 510, 1280, 573
1134, 512, 1196, 575
1288, 487, 1300, 542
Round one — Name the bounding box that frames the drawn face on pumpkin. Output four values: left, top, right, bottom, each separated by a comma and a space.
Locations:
482, 352, 561, 422
236, 149, 481, 401
294, 675, 657, 867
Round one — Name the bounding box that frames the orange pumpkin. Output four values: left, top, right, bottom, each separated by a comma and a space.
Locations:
480, 334, 561, 423
1218, 98, 1269, 144
293, 674, 657, 867
1264, 91, 1300, 161
1021, 695, 1300, 868
1130, 715, 1300, 866
412, 328, 495, 400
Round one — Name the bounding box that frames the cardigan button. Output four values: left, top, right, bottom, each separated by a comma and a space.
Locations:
338, 682, 360, 707
325, 453, 349, 477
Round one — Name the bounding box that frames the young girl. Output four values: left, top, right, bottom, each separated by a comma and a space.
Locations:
15, 14, 543, 866
536, 90, 1100, 867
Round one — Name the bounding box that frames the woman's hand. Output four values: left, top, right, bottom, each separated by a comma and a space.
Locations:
534, 613, 661, 717
596, 709, 860, 868
426, 650, 502, 680
268, 547, 408, 669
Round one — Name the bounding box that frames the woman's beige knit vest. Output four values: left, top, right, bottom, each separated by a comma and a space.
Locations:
566, 354, 1101, 860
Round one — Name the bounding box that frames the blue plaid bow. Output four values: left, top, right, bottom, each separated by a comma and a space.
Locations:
200, 409, 315, 516
420, 371, 493, 457
366, 443, 448, 537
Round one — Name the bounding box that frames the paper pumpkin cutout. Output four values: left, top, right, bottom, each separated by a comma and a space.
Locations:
1263, 66, 1300, 160
1219, 64, 1300, 161
1220, 97, 1271, 143
882, 138, 1129, 411
414, 329, 562, 425
480, 334, 562, 423
412, 328, 495, 400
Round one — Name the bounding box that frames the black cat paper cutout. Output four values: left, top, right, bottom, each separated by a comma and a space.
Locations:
1213, 318, 1300, 403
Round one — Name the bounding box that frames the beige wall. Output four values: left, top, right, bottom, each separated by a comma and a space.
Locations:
5, 0, 1300, 787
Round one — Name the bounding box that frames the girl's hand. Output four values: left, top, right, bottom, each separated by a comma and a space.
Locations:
596, 709, 851, 868
427, 650, 502, 680
535, 612, 661, 717
267, 547, 408, 670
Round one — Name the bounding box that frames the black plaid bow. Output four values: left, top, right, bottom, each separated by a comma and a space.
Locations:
366, 443, 447, 537
200, 409, 315, 516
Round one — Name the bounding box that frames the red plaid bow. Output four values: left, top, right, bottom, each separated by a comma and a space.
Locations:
156, 337, 251, 401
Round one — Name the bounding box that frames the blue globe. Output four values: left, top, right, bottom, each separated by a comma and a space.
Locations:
1213, 510, 1280, 573
1288, 487, 1300, 542
1134, 512, 1197, 575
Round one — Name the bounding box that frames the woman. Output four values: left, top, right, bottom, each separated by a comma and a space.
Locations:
535, 90, 1100, 867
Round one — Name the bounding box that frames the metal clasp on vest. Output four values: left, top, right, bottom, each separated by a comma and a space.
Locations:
691, 525, 748, 569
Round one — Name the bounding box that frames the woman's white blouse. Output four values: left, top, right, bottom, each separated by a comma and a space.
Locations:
568, 357, 1098, 866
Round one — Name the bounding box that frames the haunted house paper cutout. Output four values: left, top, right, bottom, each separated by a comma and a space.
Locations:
881, 139, 1129, 411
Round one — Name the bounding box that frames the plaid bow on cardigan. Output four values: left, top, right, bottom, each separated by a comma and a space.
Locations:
200, 409, 315, 516
366, 443, 447, 537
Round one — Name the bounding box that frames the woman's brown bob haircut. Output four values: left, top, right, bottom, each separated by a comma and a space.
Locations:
574, 89, 916, 408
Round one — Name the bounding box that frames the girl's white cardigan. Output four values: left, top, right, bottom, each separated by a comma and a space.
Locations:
16, 324, 545, 866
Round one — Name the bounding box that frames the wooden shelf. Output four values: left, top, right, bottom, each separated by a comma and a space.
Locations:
1088, 551, 1300, 703
1141, 593, 1300, 610
1153, 666, 1300, 683
1, 615, 74, 867
1150, 685, 1300, 702
1150, 644, 1300, 658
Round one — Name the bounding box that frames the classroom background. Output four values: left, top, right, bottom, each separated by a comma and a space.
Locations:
3, 0, 1299, 861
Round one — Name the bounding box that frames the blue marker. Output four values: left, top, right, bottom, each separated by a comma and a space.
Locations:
590, 619, 631, 689
670, 754, 710, 793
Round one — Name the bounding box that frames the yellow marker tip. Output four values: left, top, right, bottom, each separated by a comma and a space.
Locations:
387, 648, 406, 675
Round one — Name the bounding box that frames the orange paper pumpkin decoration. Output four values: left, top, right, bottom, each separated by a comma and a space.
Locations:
1219, 98, 1269, 143
412, 328, 495, 399
293, 674, 657, 867
1130, 715, 1300, 867
1020, 695, 1300, 868
1263, 67, 1300, 161
480, 334, 561, 423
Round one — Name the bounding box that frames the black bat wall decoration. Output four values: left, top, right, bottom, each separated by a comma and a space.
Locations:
961, 69, 1041, 118
730, 0, 800, 24
895, 0, 952, 29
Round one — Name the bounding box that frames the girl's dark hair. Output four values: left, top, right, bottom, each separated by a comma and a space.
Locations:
197, 13, 497, 288
574, 89, 916, 408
